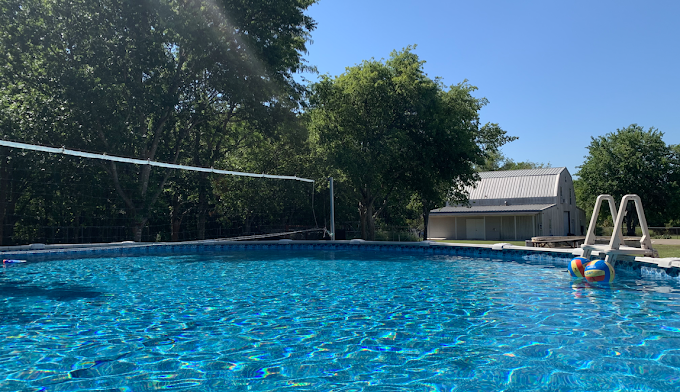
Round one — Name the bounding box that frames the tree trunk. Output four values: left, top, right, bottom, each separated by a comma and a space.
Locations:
245, 213, 254, 234
359, 201, 367, 240
366, 203, 375, 240
170, 193, 182, 241
421, 197, 436, 241
196, 173, 208, 240
359, 199, 376, 241
197, 210, 207, 239
132, 217, 148, 242
1, 200, 18, 246
74, 214, 80, 243
0, 150, 19, 246
422, 205, 430, 241
171, 218, 182, 241
107, 160, 174, 242
0, 150, 9, 246
625, 203, 638, 236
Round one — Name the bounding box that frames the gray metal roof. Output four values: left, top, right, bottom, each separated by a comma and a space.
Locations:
478, 167, 565, 178
468, 167, 566, 200
431, 204, 556, 215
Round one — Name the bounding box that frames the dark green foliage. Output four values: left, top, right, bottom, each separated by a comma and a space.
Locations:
308, 47, 514, 240
1, 2, 519, 245
576, 124, 680, 235
477, 151, 548, 172
0, 0, 317, 243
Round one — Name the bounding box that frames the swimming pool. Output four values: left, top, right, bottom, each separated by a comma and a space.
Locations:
2, 248, 680, 391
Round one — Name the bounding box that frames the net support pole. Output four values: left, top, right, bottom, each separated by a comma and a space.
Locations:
329, 177, 336, 241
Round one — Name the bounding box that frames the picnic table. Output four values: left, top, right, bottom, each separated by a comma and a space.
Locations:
528, 236, 643, 249
528, 236, 586, 248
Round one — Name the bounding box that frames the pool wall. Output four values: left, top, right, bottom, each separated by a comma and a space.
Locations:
2, 240, 680, 280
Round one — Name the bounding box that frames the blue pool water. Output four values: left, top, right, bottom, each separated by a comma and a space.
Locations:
2, 250, 680, 391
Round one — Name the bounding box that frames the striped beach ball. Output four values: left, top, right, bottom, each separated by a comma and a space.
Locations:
584, 259, 615, 283
568, 257, 588, 278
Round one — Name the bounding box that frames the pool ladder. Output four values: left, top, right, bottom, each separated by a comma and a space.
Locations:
577, 194, 657, 263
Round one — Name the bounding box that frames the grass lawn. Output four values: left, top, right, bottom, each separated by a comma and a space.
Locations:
435, 240, 680, 258
654, 245, 680, 258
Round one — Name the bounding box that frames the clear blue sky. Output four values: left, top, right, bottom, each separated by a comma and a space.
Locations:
299, 0, 680, 176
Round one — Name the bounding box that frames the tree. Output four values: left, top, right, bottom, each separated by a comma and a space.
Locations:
403, 89, 515, 240
476, 150, 547, 171
309, 47, 514, 240
308, 53, 404, 240
1, 0, 316, 241
576, 124, 680, 235
211, 114, 315, 236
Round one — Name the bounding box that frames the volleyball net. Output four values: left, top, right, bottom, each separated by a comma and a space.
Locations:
0, 140, 325, 246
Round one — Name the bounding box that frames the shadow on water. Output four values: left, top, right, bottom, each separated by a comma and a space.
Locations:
0, 308, 41, 324
0, 280, 102, 301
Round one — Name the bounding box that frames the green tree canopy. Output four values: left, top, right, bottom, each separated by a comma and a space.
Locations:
1, 0, 316, 240
308, 47, 514, 240
476, 150, 547, 171
576, 124, 680, 235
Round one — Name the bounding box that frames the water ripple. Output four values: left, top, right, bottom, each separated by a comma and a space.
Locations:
1, 250, 680, 390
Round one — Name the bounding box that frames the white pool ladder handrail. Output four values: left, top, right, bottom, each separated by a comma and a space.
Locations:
583, 194, 620, 248
580, 194, 657, 261
610, 194, 654, 251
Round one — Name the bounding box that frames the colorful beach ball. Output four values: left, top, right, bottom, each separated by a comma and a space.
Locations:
568, 257, 588, 278
584, 259, 615, 283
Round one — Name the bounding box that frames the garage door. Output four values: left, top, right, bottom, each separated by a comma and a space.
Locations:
466, 218, 484, 240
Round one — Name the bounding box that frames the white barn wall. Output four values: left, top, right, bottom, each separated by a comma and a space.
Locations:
485, 217, 502, 241
554, 169, 584, 235
517, 216, 534, 240
502, 217, 515, 240
457, 218, 466, 239
542, 207, 559, 236
429, 168, 587, 240
429, 216, 456, 239
429, 214, 544, 241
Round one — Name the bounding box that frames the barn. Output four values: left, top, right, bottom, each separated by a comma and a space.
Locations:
429, 167, 587, 241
